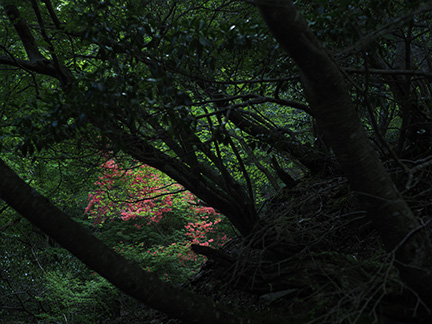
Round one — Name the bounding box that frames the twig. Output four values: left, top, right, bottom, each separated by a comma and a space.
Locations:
405, 155, 432, 189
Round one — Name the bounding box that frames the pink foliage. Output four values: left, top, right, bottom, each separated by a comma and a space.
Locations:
85, 158, 230, 266
85, 159, 174, 225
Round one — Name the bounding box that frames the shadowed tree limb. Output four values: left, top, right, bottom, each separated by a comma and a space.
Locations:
0, 158, 281, 324
256, 0, 432, 308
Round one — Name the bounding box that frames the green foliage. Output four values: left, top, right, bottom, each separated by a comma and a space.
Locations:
1, 0, 431, 322
0, 213, 121, 324
85, 158, 232, 283
0, 143, 109, 323
35, 270, 118, 324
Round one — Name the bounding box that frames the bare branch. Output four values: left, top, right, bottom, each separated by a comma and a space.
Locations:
41, 0, 62, 28
0, 54, 58, 78
337, 3, 432, 59
195, 96, 312, 119
345, 67, 432, 80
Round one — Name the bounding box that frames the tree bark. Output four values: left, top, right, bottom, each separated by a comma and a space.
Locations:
0, 158, 268, 324
256, 0, 432, 306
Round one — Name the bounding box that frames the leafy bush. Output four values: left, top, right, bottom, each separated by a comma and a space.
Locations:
85, 159, 232, 283
35, 270, 119, 323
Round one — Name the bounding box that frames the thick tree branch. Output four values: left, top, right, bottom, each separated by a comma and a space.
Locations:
0, 158, 264, 324
0, 55, 59, 78
257, 0, 432, 306
103, 122, 259, 237
3, 4, 46, 62
228, 109, 326, 173
41, 0, 62, 29
195, 95, 313, 117
1, 3, 73, 89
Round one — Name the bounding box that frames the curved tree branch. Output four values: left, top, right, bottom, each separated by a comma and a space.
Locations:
257, 0, 432, 306
3, 4, 46, 62
0, 158, 267, 324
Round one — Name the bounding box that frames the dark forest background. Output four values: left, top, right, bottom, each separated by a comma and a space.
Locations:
1, 1, 432, 323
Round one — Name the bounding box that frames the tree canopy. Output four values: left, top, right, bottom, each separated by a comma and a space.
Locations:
1, 0, 432, 323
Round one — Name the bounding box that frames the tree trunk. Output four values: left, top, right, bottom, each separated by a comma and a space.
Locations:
0, 158, 269, 324
257, 0, 432, 307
